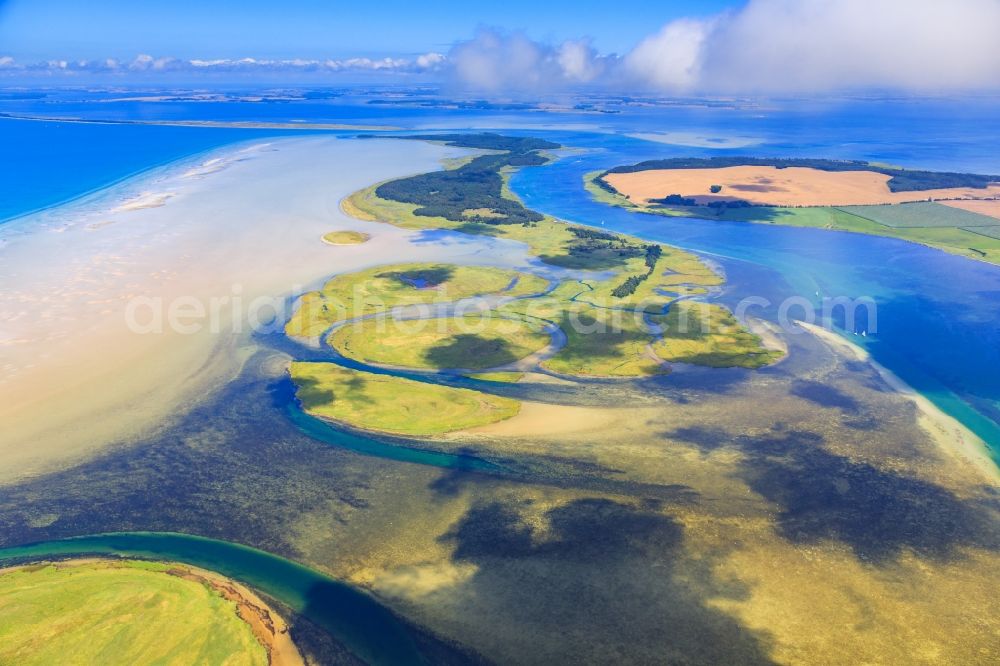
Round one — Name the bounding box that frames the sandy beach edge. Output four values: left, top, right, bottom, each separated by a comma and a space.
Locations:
798, 321, 999, 484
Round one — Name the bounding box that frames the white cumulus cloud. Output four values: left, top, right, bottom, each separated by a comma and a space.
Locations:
625, 18, 711, 91
447, 28, 611, 91
448, 0, 1000, 94
630, 0, 1000, 93
557, 40, 606, 83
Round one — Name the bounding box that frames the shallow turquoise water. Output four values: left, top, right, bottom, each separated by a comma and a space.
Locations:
3, 95, 998, 466
509, 132, 1000, 464
0, 531, 424, 665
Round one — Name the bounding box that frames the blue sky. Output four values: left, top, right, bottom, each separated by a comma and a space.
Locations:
1, 0, 997, 94
0, 0, 738, 59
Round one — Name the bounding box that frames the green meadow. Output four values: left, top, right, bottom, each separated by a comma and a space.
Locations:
291, 362, 521, 435
0, 560, 267, 666
285, 134, 782, 435
330, 314, 551, 371
285, 262, 547, 339
652, 302, 784, 368
321, 230, 370, 245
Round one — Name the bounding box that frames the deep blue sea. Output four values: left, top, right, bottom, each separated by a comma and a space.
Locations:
0, 117, 325, 222
2, 90, 999, 463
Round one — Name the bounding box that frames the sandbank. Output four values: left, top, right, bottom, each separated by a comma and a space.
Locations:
461, 400, 623, 438
0, 137, 534, 483
799, 322, 998, 483
112, 190, 176, 212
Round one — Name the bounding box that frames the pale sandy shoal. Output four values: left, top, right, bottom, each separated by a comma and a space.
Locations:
798, 322, 999, 484
111, 191, 176, 213
939, 198, 1000, 221
747, 318, 789, 356
0, 137, 537, 483
604, 166, 1000, 207
459, 401, 625, 438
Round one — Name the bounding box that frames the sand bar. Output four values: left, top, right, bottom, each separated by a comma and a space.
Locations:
0, 137, 538, 483
799, 322, 999, 484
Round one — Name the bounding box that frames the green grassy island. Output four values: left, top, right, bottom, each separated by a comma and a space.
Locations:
330, 314, 552, 371
286, 134, 783, 435
321, 230, 370, 245
285, 262, 548, 339
0, 559, 283, 666
291, 362, 521, 435
652, 301, 784, 368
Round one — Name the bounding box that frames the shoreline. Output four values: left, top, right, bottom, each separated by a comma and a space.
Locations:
163, 562, 304, 666
798, 321, 999, 483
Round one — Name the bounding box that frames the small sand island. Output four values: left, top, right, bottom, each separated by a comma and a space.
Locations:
589, 157, 1000, 264
286, 135, 783, 438
0, 558, 303, 666
321, 230, 370, 246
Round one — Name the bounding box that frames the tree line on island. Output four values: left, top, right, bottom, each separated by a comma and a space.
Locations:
367, 133, 668, 300
369, 133, 559, 226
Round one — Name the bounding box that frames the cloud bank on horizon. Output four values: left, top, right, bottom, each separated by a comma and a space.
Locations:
448, 0, 1000, 94
0, 52, 448, 77
3, 0, 999, 94
627, 0, 1000, 93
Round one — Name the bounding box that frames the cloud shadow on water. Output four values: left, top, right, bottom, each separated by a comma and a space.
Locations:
667, 425, 1000, 562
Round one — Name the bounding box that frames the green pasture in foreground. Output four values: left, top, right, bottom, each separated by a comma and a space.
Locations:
286, 262, 548, 338
322, 230, 370, 245
330, 314, 551, 370
0, 560, 266, 666
652, 301, 784, 369
291, 362, 521, 435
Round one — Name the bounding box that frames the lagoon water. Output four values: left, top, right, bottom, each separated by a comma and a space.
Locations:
2, 93, 999, 466
509, 133, 1000, 461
